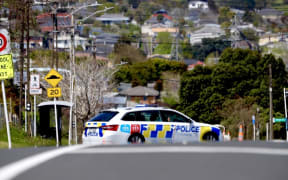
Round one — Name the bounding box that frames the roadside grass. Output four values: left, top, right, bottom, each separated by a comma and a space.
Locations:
0, 126, 68, 149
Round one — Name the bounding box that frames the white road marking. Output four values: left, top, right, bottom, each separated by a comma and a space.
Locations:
69, 146, 288, 156
0, 144, 93, 180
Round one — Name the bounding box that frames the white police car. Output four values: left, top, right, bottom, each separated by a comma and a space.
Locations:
82, 107, 223, 144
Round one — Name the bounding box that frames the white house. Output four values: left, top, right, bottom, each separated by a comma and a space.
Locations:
55, 31, 87, 50
189, 24, 225, 45
188, 1, 209, 10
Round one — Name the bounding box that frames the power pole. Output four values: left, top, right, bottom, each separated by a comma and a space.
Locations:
26, 0, 32, 135
19, 2, 26, 127
269, 64, 273, 140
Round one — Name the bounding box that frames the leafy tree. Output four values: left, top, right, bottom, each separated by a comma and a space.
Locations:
241, 28, 259, 43
218, 7, 235, 24
178, 48, 288, 127
114, 58, 187, 85
183, 37, 231, 60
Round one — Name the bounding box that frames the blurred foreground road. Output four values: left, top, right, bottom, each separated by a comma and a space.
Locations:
0, 141, 287, 180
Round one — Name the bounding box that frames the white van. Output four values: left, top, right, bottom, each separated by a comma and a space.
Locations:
82, 107, 223, 144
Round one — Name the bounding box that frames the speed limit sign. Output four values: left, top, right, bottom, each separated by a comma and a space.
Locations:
0, 29, 10, 55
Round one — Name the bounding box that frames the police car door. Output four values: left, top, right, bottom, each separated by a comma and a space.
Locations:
160, 110, 200, 143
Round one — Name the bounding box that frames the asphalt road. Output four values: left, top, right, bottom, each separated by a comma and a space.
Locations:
0, 141, 287, 180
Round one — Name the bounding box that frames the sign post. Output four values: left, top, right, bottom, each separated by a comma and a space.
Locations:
44, 69, 63, 147
0, 29, 13, 149
30, 74, 41, 137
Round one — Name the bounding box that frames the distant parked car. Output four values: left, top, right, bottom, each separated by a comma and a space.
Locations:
82, 106, 223, 144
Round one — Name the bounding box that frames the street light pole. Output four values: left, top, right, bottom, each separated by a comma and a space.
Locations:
68, 4, 113, 145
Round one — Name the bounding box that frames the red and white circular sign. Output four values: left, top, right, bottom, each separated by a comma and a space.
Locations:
0, 33, 7, 52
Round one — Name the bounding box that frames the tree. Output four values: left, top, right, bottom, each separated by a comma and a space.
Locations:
178, 49, 288, 127
241, 28, 259, 43
74, 59, 117, 128
218, 7, 235, 24
114, 58, 187, 85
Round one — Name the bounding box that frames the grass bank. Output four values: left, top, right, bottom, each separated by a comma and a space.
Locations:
0, 126, 68, 149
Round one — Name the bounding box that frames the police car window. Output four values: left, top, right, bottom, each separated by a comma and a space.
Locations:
137, 111, 162, 122
89, 111, 118, 122
122, 112, 136, 121
160, 110, 190, 123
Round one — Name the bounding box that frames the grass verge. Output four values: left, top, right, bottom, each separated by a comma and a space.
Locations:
0, 126, 67, 149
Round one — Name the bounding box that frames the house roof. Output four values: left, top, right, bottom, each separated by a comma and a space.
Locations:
119, 86, 159, 97
95, 13, 129, 21
259, 8, 283, 16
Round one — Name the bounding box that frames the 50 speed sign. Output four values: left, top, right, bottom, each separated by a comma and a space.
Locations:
0, 29, 10, 55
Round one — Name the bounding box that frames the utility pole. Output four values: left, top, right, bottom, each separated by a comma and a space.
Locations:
269, 64, 273, 140
26, 0, 32, 135
19, 2, 26, 127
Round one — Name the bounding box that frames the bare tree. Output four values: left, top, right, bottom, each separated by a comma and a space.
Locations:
73, 58, 117, 127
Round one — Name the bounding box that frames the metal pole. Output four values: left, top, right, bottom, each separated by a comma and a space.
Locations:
253, 124, 256, 141
34, 95, 36, 137
2, 80, 11, 149
284, 88, 288, 142
54, 97, 59, 147
24, 84, 27, 132
266, 123, 269, 141
68, 13, 74, 145
74, 96, 77, 144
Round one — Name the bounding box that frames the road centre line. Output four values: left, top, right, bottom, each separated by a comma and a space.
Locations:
69, 146, 288, 156
0, 144, 93, 180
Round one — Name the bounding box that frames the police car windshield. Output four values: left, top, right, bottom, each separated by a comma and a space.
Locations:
89, 111, 118, 122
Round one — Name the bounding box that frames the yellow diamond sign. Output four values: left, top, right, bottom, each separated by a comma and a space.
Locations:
44, 69, 63, 87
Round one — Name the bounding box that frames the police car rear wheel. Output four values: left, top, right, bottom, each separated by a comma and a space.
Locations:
128, 134, 145, 144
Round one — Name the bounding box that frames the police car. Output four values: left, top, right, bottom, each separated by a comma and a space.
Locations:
82, 107, 223, 144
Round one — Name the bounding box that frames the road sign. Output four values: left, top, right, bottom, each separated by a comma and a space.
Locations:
47, 87, 61, 98
44, 69, 63, 87
252, 115, 255, 125
0, 54, 14, 80
0, 29, 11, 55
30, 88, 42, 95
30, 74, 40, 89
273, 118, 287, 123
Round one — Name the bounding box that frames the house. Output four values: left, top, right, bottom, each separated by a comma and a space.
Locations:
103, 92, 127, 108
37, 13, 71, 33
188, 1, 209, 10
87, 33, 120, 57
189, 24, 225, 45
55, 31, 87, 50
119, 86, 159, 107
259, 33, 286, 46
145, 9, 173, 26
142, 24, 178, 37
95, 13, 130, 25
258, 8, 283, 21
184, 9, 201, 23
232, 40, 257, 50
187, 61, 205, 70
